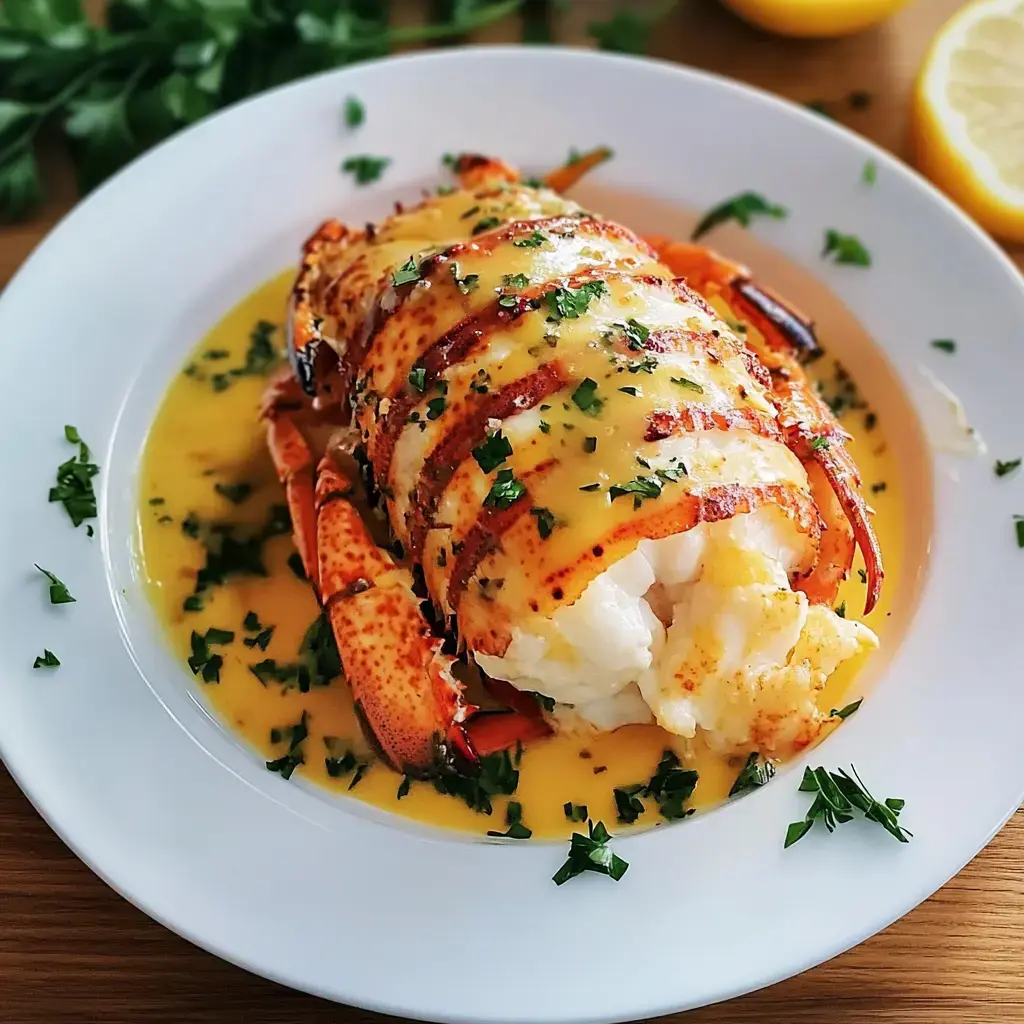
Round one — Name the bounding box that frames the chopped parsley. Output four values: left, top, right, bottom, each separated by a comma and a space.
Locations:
831, 698, 863, 720
552, 819, 628, 885
324, 736, 370, 788
785, 764, 910, 848
425, 396, 447, 420
729, 753, 776, 796
35, 565, 74, 604
214, 481, 252, 504
472, 216, 501, 235
613, 784, 645, 824
32, 649, 60, 669
513, 230, 548, 248
608, 468, 683, 509
627, 354, 658, 374
571, 377, 603, 416
343, 95, 364, 129
583, 436, 597, 454
341, 154, 390, 185
835, 600, 847, 618
545, 280, 606, 321
408, 366, 427, 392
486, 800, 532, 839
187, 627, 233, 683
50, 425, 99, 529
530, 506, 558, 540
193, 320, 279, 392
863, 159, 878, 185
450, 263, 479, 294
670, 376, 704, 394
503, 273, 530, 289
483, 469, 526, 509
930, 338, 956, 354
539, 420, 550, 434
1014, 515, 1024, 549
579, 483, 601, 492
995, 458, 1022, 478
266, 710, 308, 780
619, 318, 650, 350
391, 256, 421, 287
287, 552, 306, 580
810, 435, 831, 451
397, 775, 412, 800
563, 802, 588, 822
692, 192, 787, 240
822, 229, 872, 267
618, 386, 639, 396
242, 611, 274, 651
644, 750, 698, 820
472, 430, 513, 473
433, 750, 519, 815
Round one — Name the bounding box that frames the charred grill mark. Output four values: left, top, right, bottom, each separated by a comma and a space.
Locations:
448, 458, 559, 609
406, 362, 570, 556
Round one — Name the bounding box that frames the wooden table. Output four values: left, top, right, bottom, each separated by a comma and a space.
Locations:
3, 1, 1023, 1021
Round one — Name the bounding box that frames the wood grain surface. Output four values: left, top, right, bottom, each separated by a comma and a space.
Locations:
2, 1, 1023, 1021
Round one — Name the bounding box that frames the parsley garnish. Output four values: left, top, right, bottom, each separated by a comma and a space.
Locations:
408, 366, 427, 392
323, 736, 370, 788
609, 474, 663, 507
583, 436, 597, 453
831, 698, 863, 720
810, 435, 830, 451
692, 192, 787, 240
242, 611, 274, 651
670, 376, 704, 394
613, 784, 645, 824
450, 263, 479, 294
563, 802, 588, 822
835, 600, 847, 618
35, 565, 74, 604
392, 256, 420, 287
32, 649, 60, 669
483, 469, 525, 509
784, 764, 911, 848
472, 430, 513, 473
571, 377, 603, 416
1014, 515, 1024, 549
487, 800, 532, 839
552, 819, 628, 885
729, 753, 776, 796
266, 711, 308, 780
996, 458, 1022, 477
545, 280, 606, 320
822, 230, 872, 266
503, 273, 530, 289
187, 627, 233, 683
931, 338, 956, 354
472, 216, 501, 235
343, 96, 364, 129
434, 750, 519, 814
618, 386, 638, 396
863, 159, 878, 185
426, 396, 447, 420
514, 230, 548, 248
619, 318, 650, 350
341, 154, 389, 185
214, 481, 252, 504
644, 750, 698, 820
397, 775, 412, 800
50, 425, 99, 529
530, 506, 558, 539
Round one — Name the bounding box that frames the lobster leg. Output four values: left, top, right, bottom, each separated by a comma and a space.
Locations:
649, 238, 883, 614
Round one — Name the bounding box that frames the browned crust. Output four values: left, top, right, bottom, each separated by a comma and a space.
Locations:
645, 404, 782, 443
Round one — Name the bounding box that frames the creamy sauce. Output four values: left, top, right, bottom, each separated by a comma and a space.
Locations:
138, 192, 906, 842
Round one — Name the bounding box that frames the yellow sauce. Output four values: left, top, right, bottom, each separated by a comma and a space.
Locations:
138, 264, 904, 843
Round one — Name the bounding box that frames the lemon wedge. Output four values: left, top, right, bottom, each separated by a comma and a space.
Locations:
912, 0, 1024, 243
717, 0, 913, 38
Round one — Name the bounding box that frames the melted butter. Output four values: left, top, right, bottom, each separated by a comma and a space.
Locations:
138, 201, 905, 842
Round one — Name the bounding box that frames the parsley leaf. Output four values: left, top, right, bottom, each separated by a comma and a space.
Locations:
831, 698, 863, 720
613, 784, 645, 824
995, 458, 1022, 478
487, 800, 532, 839
729, 752, 776, 796
670, 376, 703, 394
931, 338, 956, 354
341, 154, 389, 185
35, 564, 74, 604
863, 159, 877, 185
552, 819, 628, 885
529, 506, 558, 539
50, 425, 99, 528
503, 272, 530, 289
483, 468, 525, 510
392, 256, 420, 287
472, 430, 513, 473
822, 229, 872, 267
643, 749, 698, 820
450, 263, 479, 294
692, 192, 787, 240
408, 366, 427, 392
472, 215, 501, 235
513, 229, 548, 248
545, 280, 606, 320
266, 710, 308, 781
343, 96, 364, 129
434, 750, 519, 815
571, 377, 603, 416
32, 649, 60, 669
563, 802, 588, 822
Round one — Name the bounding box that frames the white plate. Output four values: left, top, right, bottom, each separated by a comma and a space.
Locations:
1, 46, 1023, 1024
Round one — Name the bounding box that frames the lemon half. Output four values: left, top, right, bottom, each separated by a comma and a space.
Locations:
912, 0, 1024, 244
718, 0, 914, 39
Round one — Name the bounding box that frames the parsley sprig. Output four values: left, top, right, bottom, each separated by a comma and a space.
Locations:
692, 192, 787, 240
50, 425, 98, 530
552, 819, 628, 885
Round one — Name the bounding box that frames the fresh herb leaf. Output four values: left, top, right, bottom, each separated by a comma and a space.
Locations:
571, 377, 603, 416
392, 256, 421, 287
426, 396, 447, 420
472, 215, 501, 235
487, 800, 532, 839
513, 229, 548, 248
450, 263, 479, 294
995, 458, 1021, 477
692, 192, 787, 240
931, 338, 956, 354
583, 436, 597, 453
49, 425, 99, 528
530, 506, 558, 540
831, 698, 863, 720
434, 750, 519, 815
609, 474, 663, 507
643, 750, 698, 820
810, 435, 830, 451
618, 386, 638, 396
32, 649, 60, 669
35, 565, 74, 604
341, 154, 389, 185
618, 318, 650, 350
503, 272, 530, 289
784, 819, 814, 848
408, 366, 427, 392
729, 752, 776, 796
483, 468, 526, 509
186, 627, 232, 684
822, 230, 872, 267
835, 600, 847, 618
343, 95, 364, 129
1014, 515, 1024, 549
552, 819, 628, 885
670, 376, 703, 394
563, 802, 588, 822
613, 784, 645, 824
397, 775, 412, 800
266, 710, 308, 781
472, 430, 513, 473
545, 280, 606, 321
863, 159, 877, 185
214, 481, 252, 504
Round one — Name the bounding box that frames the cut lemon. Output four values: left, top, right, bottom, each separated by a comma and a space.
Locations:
717, 0, 913, 39
912, 0, 1024, 244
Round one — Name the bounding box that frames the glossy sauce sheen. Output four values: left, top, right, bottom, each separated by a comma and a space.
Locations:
139, 237, 904, 842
